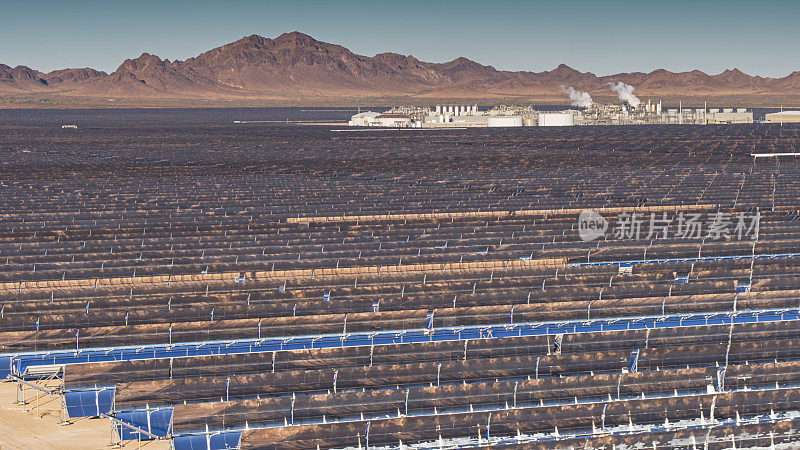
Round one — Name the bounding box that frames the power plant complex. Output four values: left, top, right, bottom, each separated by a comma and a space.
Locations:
349, 102, 755, 128
348, 83, 757, 127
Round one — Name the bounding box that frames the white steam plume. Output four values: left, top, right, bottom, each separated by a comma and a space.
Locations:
608, 82, 640, 108
561, 86, 593, 108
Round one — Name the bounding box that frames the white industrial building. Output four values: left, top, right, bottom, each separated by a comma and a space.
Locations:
347, 112, 415, 127
348, 111, 381, 126
660, 108, 752, 124
487, 116, 524, 127
764, 111, 800, 124
372, 114, 414, 127
538, 112, 575, 127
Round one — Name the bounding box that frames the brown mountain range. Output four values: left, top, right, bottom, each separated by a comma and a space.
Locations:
2, 31, 799, 107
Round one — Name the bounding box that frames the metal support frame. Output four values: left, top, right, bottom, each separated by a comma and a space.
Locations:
10, 373, 62, 420
100, 413, 163, 441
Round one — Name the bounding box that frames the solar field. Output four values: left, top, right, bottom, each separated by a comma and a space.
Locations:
3, 110, 800, 449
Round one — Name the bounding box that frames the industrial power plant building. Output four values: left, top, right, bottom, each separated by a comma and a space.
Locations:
349, 102, 754, 128
763, 111, 800, 124
661, 108, 753, 124
349, 105, 574, 128
348, 112, 416, 127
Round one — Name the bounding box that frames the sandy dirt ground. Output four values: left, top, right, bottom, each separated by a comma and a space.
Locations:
0, 380, 170, 450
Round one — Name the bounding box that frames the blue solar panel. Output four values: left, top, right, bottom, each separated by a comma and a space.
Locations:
116, 411, 150, 440
173, 432, 241, 450
493, 328, 520, 338
7, 308, 800, 381
115, 408, 172, 439
367, 335, 390, 345
629, 349, 639, 372
343, 336, 373, 347
64, 388, 114, 417
0, 356, 13, 379
681, 318, 707, 327
314, 336, 343, 348
65, 391, 96, 418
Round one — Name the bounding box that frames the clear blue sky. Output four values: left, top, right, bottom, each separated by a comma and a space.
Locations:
2, 0, 798, 77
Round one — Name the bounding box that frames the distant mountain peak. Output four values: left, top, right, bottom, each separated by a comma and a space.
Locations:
115, 53, 166, 73
275, 31, 317, 44
0, 65, 47, 86
43, 67, 107, 85
230, 34, 272, 48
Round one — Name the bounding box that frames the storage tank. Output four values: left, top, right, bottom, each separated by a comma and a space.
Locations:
487, 116, 524, 127
537, 113, 574, 127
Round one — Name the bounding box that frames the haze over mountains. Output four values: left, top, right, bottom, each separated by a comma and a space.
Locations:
2, 32, 799, 106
